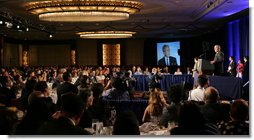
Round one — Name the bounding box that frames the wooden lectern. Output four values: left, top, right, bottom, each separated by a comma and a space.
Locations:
197, 59, 215, 75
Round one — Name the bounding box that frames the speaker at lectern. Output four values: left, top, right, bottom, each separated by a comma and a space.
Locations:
197, 59, 215, 75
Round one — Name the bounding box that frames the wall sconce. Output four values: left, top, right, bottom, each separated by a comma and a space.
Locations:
22, 51, 28, 66
71, 50, 76, 65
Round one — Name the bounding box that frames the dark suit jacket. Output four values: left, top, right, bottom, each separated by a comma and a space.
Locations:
56, 82, 78, 108
228, 61, 236, 77
214, 51, 224, 75
0, 86, 16, 106
39, 117, 91, 135
158, 56, 177, 66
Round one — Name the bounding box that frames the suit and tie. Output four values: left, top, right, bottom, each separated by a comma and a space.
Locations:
213, 51, 224, 75
228, 61, 236, 77
158, 56, 177, 66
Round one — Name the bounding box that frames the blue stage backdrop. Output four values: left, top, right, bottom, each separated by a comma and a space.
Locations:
226, 15, 249, 64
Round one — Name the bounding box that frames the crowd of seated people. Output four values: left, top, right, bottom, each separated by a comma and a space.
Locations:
0, 65, 249, 135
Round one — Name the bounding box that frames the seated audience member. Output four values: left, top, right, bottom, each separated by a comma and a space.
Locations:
15, 97, 53, 135
95, 70, 105, 86
174, 68, 182, 75
188, 75, 208, 102
159, 84, 183, 128
34, 81, 50, 97
77, 75, 92, 91
90, 83, 107, 123
0, 76, 16, 106
142, 87, 167, 123
113, 111, 140, 135
71, 70, 79, 84
77, 89, 94, 128
217, 99, 249, 135
170, 101, 219, 135
39, 93, 90, 135
0, 109, 18, 135
123, 71, 136, 98
19, 78, 37, 110
103, 77, 130, 100
57, 72, 78, 108
201, 87, 224, 124
133, 66, 143, 75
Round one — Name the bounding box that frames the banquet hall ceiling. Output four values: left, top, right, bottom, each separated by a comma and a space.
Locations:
0, 0, 249, 40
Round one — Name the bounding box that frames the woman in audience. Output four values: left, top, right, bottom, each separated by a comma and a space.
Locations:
142, 87, 167, 123
170, 101, 219, 135
113, 111, 140, 135
96, 70, 106, 86
77, 89, 94, 128
217, 99, 249, 135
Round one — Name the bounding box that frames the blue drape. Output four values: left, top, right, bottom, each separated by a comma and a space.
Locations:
226, 16, 249, 63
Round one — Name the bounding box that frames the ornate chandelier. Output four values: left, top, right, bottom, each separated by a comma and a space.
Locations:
24, 0, 143, 22
77, 31, 136, 38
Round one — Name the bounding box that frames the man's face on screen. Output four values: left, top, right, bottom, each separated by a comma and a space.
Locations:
163, 46, 170, 57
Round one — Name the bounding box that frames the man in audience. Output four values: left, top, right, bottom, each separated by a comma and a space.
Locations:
57, 72, 78, 108
188, 75, 208, 102
113, 111, 140, 135
103, 77, 130, 100
15, 96, 53, 135
170, 101, 219, 135
159, 84, 183, 128
39, 93, 91, 135
201, 86, 224, 124
0, 76, 16, 106
217, 99, 249, 135
0, 109, 18, 135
